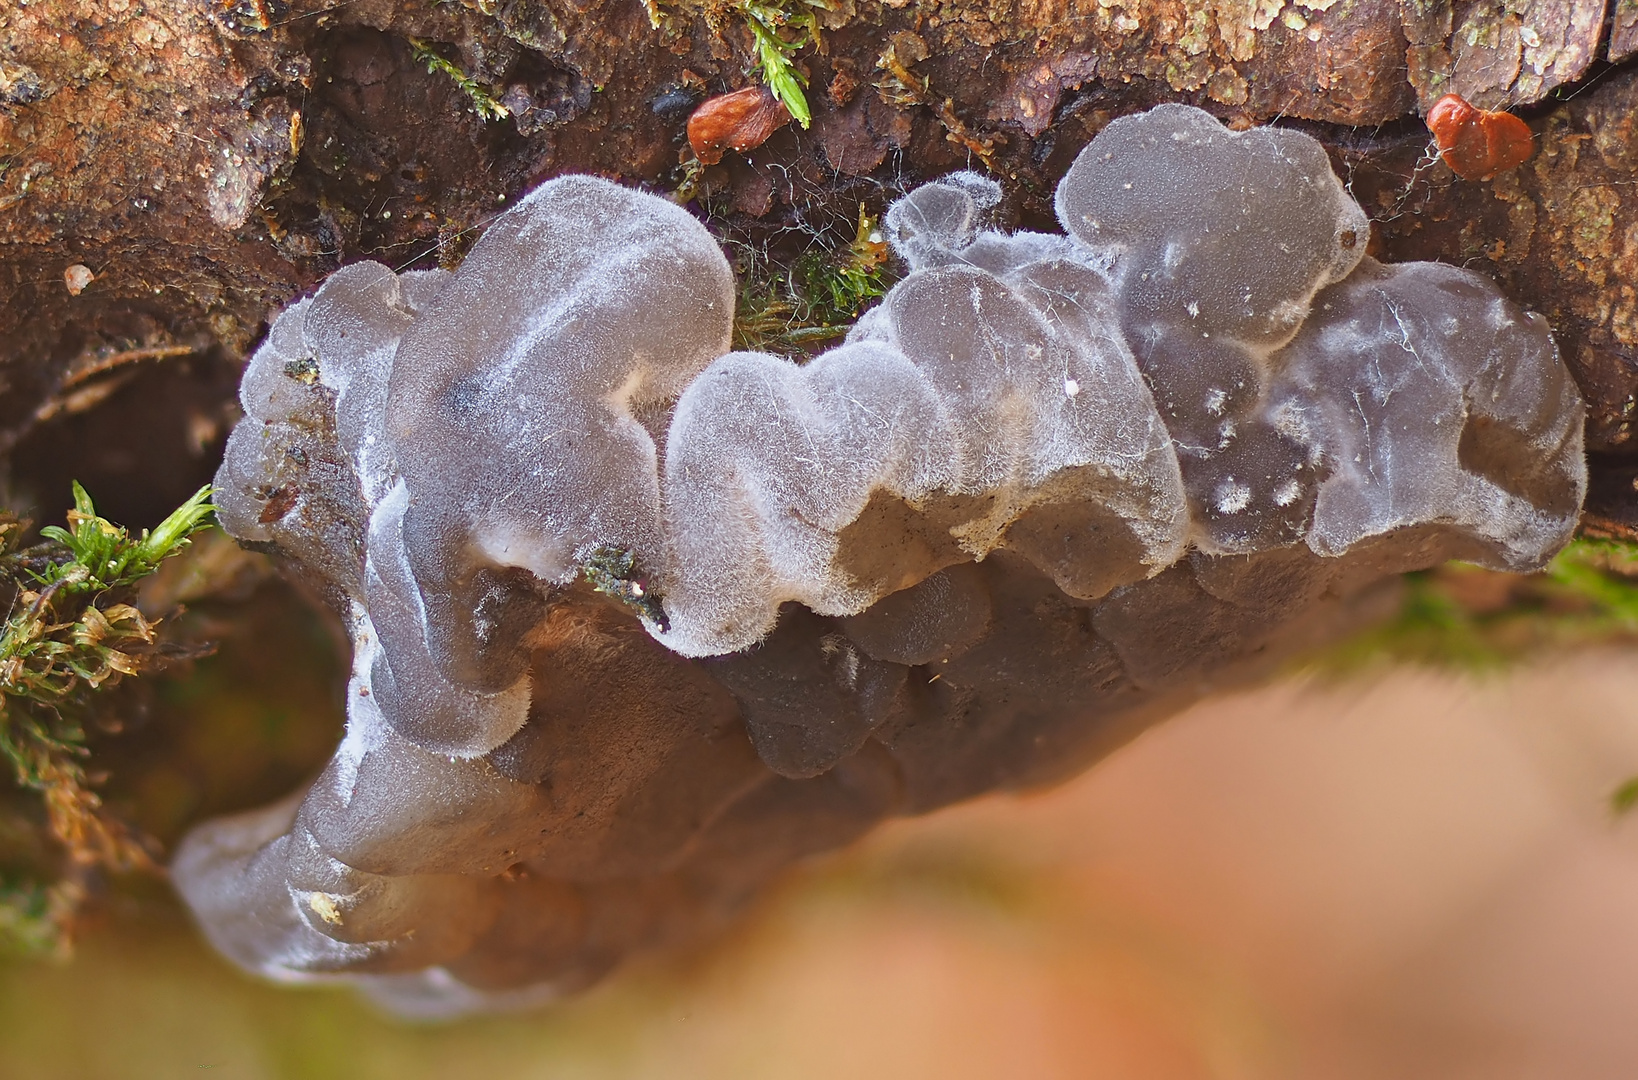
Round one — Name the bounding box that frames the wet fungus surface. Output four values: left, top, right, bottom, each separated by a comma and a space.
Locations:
179, 104, 1586, 1015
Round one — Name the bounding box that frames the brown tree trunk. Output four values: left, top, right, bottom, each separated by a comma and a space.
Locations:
1, 0, 1634, 522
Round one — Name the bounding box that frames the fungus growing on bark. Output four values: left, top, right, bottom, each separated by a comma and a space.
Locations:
179, 104, 1585, 1015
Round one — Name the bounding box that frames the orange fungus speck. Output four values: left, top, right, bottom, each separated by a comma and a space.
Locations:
687, 86, 791, 166
63, 264, 94, 296
1426, 93, 1534, 182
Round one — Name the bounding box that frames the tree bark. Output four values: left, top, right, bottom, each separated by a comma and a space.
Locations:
1, 0, 1634, 527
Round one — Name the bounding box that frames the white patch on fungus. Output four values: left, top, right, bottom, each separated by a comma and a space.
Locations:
1214, 478, 1253, 514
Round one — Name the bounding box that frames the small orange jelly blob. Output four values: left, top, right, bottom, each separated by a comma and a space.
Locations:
1426, 93, 1534, 181
687, 86, 792, 166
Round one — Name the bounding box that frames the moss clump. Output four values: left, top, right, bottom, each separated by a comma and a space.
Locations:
739, 0, 825, 129
731, 204, 894, 354
408, 38, 510, 122
0, 483, 214, 954
581, 546, 669, 630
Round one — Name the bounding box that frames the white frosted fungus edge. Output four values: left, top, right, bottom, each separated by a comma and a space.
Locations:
182, 105, 1585, 1015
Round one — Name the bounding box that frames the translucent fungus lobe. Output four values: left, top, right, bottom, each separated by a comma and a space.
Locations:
182, 105, 1585, 1015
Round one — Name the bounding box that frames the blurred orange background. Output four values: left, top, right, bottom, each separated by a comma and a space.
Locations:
4, 650, 1637, 1079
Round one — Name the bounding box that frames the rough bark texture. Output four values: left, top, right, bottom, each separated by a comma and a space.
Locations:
1, 0, 1634, 525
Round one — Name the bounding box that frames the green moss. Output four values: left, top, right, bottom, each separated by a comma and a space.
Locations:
731, 205, 895, 354
581, 546, 668, 629
739, 0, 824, 129
1612, 777, 1638, 816
0, 875, 75, 959
407, 38, 510, 123
0, 484, 215, 955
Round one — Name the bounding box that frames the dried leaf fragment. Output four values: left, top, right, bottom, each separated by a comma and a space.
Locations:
62, 265, 94, 296
1427, 93, 1535, 181
687, 86, 791, 165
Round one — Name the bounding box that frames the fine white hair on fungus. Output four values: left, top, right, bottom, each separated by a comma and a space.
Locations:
182, 105, 1586, 1015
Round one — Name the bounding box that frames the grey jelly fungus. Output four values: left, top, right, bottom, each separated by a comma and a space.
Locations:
181, 104, 1585, 1015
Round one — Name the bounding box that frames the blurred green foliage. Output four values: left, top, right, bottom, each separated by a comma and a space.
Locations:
1318, 538, 1638, 673
1310, 535, 1638, 815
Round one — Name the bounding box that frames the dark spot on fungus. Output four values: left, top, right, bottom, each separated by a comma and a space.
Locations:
444, 373, 485, 418
258, 483, 300, 523
1340, 229, 1357, 249
282, 356, 319, 384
